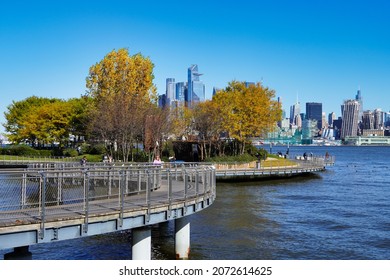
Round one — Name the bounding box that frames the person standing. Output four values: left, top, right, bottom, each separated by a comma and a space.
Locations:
80, 156, 87, 166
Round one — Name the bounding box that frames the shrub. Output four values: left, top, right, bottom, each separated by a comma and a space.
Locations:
63, 148, 79, 157
88, 143, 106, 155
8, 145, 40, 156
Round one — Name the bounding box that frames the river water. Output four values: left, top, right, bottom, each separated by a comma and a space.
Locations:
1, 146, 390, 260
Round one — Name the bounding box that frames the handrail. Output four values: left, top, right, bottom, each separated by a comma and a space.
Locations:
0, 165, 217, 239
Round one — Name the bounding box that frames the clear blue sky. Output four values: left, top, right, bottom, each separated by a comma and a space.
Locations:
1, 0, 390, 134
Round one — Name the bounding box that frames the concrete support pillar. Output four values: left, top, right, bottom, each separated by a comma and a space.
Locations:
132, 226, 151, 260
175, 218, 190, 259
4, 246, 32, 260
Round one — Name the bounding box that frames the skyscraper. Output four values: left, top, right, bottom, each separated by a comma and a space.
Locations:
290, 102, 300, 126
341, 99, 360, 139
306, 102, 323, 129
175, 82, 187, 106
355, 88, 363, 121
362, 110, 374, 129
165, 78, 176, 106
374, 109, 383, 129
187, 64, 205, 107
328, 112, 336, 128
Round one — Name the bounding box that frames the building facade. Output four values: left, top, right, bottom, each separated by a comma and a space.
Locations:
306, 102, 323, 129
341, 99, 360, 139
290, 102, 301, 126
187, 64, 205, 107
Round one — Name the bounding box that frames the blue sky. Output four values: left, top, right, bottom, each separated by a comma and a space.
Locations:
1, 0, 390, 134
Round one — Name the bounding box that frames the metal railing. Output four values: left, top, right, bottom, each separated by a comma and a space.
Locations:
213, 154, 335, 172
0, 164, 216, 238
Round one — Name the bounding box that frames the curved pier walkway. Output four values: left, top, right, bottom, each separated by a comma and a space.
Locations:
0, 164, 216, 260
214, 155, 335, 181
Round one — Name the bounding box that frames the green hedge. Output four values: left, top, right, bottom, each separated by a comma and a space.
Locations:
0, 145, 40, 156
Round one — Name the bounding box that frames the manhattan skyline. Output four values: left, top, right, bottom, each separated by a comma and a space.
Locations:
1, 0, 390, 134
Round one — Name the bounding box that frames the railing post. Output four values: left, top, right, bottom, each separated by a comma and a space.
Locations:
83, 171, 89, 234
118, 170, 125, 228
195, 168, 199, 209
57, 168, 62, 205
145, 170, 151, 223
108, 167, 112, 197
39, 172, 46, 240
167, 169, 172, 218
125, 169, 129, 194
184, 171, 188, 214
21, 172, 27, 209
138, 169, 142, 193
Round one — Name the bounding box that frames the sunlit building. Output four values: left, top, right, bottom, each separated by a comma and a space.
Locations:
341, 99, 360, 139
187, 64, 205, 107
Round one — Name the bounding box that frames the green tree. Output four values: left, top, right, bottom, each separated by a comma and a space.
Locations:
4, 96, 59, 145
4, 96, 89, 148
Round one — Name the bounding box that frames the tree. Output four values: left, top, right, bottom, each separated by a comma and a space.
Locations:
4, 96, 89, 148
85, 48, 157, 162
211, 81, 282, 155
4, 96, 60, 145
192, 100, 224, 159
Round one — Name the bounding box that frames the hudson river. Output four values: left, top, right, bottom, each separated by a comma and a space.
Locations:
1, 146, 390, 260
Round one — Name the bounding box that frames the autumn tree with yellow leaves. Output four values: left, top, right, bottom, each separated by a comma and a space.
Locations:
85, 48, 159, 162
193, 81, 282, 156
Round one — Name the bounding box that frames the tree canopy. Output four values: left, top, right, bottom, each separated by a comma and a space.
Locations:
85, 48, 158, 161
4, 96, 88, 147
192, 81, 282, 156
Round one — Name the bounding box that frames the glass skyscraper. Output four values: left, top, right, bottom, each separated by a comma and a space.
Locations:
165, 78, 176, 106
306, 102, 323, 129
187, 64, 205, 107
175, 82, 187, 106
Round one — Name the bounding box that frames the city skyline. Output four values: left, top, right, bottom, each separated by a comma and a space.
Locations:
1, 1, 390, 134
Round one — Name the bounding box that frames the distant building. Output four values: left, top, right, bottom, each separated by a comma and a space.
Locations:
245, 81, 255, 87
362, 110, 374, 129
362, 129, 384, 137
306, 102, 323, 129
341, 99, 360, 139
158, 94, 167, 108
374, 109, 383, 129
384, 111, 390, 127
160, 64, 205, 109
212, 87, 221, 97
328, 112, 336, 128
294, 114, 302, 128
187, 64, 205, 107
355, 88, 363, 121
175, 82, 187, 106
333, 117, 342, 139
166, 78, 176, 107
290, 102, 300, 126
322, 112, 328, 129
